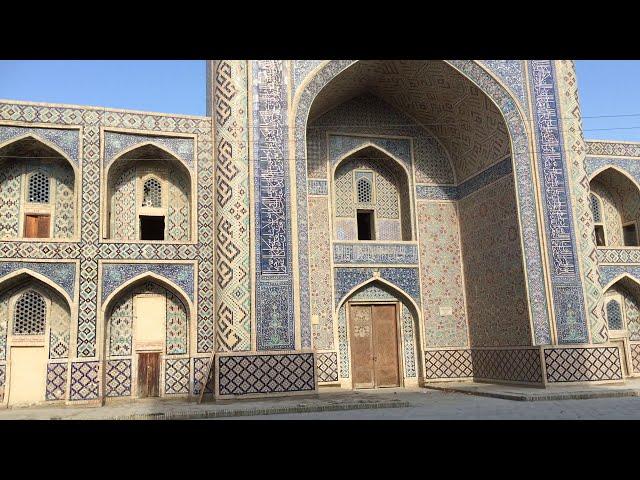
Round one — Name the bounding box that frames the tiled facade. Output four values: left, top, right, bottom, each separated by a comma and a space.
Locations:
1, 59, 639, 407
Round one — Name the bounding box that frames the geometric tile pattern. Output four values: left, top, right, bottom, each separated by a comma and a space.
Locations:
69, 361, 100, 400
528, 60, 588, 344
0, 101, 215, 359
317, 352, 339, 383
165, 358, 190, 395
252, 61, 296, 351
544, 347, 622, 382
0, 364, 5, 396
401, 305, 417, 377
597, 249, 640, 264
105, 359, 131, 397
217, 352, 316, 397
193, 357, 214, 396
458, 176, 531, 346
424, 349, 474, 379
46, 362, 67, 400
472, 348, 544, 384
213, 60, 251, 352
631, 343, 640, 374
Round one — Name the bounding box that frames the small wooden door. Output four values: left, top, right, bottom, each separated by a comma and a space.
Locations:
138, 352, 160, 398
24, 214, 50, 239
349, 303, 400, 389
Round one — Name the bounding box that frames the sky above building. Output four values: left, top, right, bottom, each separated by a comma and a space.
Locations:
0, 60, 639, 141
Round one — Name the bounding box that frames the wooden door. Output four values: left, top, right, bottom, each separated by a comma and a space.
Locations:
24, 214, 50, 238
372, 304, 400, 387
138, 352, 160, 398
349, 303, 401, 389
349, 304, 375, 388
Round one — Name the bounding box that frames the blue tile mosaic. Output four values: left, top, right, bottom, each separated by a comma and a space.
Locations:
528, 60, 588, 344
101, 262, 194, 303
329, 135, 412, 170
0, 125, 80, 165
104, 131, 195, 170
333, 243, 419, 265
0, 261, 75, 298
252, 60, 296, 350
334, 267, 421, 308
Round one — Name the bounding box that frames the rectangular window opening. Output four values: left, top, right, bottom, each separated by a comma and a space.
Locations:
357, 210, 375, 241
623, 223, 638, 246
595, 225, 606, 247
24, 214, 50, 239
140, 215, 165, 241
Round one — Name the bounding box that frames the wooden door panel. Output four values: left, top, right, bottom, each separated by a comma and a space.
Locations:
24, 215, 38, 238
349, 304, 374, 388
372, 304, 400, 387
137, 352, 160, 398
37, 215, 50, 238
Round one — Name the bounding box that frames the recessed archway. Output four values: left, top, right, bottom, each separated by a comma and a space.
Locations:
0, 272, 72, 406
301, 61, 535, 386
589, 167, 640, 247
104, 143, 192, 242
0, 135, 77, 240
101, 274, 192, 399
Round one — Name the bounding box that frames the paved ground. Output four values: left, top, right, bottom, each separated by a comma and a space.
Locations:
5, 384, 640, 419
225, 389, 640, 420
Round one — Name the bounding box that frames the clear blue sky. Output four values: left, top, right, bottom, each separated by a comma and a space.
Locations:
1, 60, 639, 141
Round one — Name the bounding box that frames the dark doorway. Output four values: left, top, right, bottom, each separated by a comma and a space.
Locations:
140, 216, 165, 241
357, 210, 374, 240
623, 223, 638, 246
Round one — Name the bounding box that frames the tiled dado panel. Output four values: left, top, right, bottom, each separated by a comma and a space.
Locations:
544, 346, 622, 382
425, 346, 624, 384
317, 351, 339, 383
425, 348, 542, 384
631, 343, 640, 374
472, 348, 543, 384
215, 351, 317, 398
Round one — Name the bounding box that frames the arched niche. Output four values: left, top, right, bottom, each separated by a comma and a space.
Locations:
333, 145, 413, 241
0, 136, 77, 240
589, 167, 640, 247
105, 144, 192, 242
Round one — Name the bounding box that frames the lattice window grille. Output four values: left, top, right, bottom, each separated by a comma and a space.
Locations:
590, 193, 602, 223
28, 171, 50, 204
142, 178, 162, 207
356, 177, 372, 204
13, 290, 46, 335
607, 299, 624, 330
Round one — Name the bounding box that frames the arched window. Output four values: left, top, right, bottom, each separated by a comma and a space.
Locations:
142, 178, 162, 208
356, 177, 372, 204
13, 290, 46, 335
590, 193, 602, 223
607, 299, 623, 330
28, 171, 50, 204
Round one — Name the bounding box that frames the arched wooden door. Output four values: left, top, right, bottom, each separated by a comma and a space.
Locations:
348, 302, 400, 389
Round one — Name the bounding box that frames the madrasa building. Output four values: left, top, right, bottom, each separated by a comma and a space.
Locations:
0, 60, 635, 407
